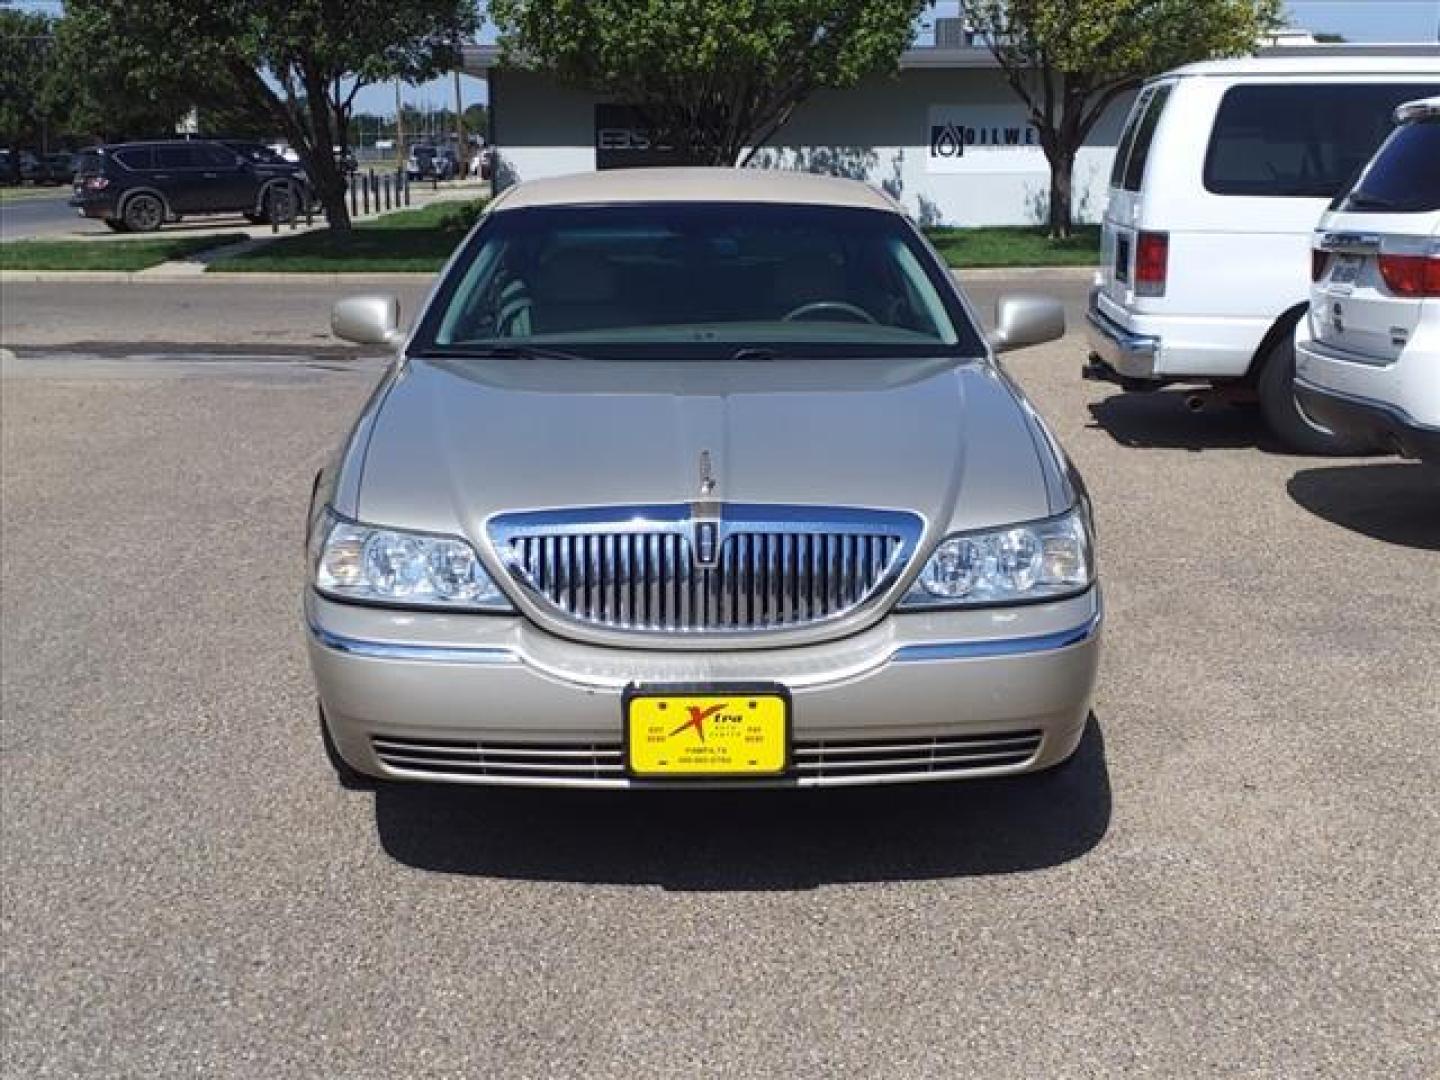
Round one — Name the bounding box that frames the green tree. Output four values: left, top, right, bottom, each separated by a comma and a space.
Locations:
61, 0, 478, 231
489, 0, 927, 166
0, 8, 56, 148
968, 0, 1284, 237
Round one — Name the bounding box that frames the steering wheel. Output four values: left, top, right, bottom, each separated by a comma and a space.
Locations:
782, 300, 877, 324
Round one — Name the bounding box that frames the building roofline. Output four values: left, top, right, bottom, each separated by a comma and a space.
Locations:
462, 42, 1003, 76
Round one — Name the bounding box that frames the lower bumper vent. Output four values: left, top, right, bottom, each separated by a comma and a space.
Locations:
792, 731, 1042, 780
371, 736, 623, 780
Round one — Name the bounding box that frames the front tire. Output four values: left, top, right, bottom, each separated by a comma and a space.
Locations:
1257, 335, 1375, 456
121, 192, 164, 232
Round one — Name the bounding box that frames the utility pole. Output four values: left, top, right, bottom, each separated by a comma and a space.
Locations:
453, 68, 465, 157
394, 81, 405, 167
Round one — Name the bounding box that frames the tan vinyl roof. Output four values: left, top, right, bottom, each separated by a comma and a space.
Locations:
487, 168, 902, 213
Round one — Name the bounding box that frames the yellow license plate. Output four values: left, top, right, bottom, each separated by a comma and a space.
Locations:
625, 686, 789, 777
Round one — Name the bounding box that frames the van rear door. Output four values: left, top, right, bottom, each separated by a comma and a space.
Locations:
1100, 81, 1174, 305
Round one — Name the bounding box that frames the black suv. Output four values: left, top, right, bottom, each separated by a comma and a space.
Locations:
69, 139, 309, 232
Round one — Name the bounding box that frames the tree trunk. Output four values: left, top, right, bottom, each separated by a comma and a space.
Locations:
308, 150, 352, 234
1045, 144, 1076, 240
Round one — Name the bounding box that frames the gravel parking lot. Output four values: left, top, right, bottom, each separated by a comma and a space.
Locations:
2, 293, 1437, 1076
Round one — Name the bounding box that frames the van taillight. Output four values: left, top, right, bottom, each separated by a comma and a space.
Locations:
1135, 230, 1168, 296
1311, 249, 1330, 282
1377, 253, 1440, 298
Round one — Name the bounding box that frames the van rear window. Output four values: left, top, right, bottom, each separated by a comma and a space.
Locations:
1203, 83, 1440, 198
1110, 84, 1172, 192
1336, 119, 1440, 213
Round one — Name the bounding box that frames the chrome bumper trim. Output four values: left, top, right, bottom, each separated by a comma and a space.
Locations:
307, 607, 1101, 673
1086, 288, 1160, 379
891, 610, 1101, 662
307, 621, 520, 665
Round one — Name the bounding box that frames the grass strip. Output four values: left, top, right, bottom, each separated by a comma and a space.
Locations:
1, 234, 248, 272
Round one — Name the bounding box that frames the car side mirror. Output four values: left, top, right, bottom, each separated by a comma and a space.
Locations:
987, 293, 1065, 354
331, 295, 406, 346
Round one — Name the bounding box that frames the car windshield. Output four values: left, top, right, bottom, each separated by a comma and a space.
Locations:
416, 202, 979, 359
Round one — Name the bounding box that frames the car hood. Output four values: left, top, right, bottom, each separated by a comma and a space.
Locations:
355, 354, 1054, 555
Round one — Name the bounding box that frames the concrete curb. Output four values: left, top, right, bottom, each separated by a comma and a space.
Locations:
4, 265, 1097, 285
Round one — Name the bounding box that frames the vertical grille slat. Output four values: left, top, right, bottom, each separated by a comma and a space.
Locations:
498, 506, 916, 634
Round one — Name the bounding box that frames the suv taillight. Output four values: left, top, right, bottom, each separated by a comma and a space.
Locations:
1377, 253, 1440, 298
1311, 248, 1330, 282
1134, 230, 1168, 297
83, 176, 109, 190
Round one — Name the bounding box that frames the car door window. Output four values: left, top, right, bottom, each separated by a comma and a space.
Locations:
154, 145, 198, 169
114, 148, 154, 170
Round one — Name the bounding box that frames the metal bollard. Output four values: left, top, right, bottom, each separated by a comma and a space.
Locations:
290, 183, 299, 230
349, 177, 357, 218
383, 174, 391, 212
362, 173, 370, 216
401, 171, 410, 207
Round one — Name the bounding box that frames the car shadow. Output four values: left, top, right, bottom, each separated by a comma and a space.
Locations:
1087, 390, 1282, 452
1288, 462, 1440, 550
372, 715, 1111, 890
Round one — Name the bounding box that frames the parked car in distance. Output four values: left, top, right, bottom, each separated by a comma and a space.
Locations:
17, 150, 44, 186
69, 139, 309, 232
309, 168, 1097, 790
0, 150, 20, 186
1294, 96, 1440, 464
43, 152, 76, 185
1087, 54, 1440, 453
405, 143, 446, 181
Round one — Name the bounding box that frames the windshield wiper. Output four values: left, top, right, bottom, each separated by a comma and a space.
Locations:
417, 343, 593, 362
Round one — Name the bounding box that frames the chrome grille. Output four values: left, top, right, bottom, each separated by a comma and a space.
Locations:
794, 731, 1043, 780
372, 736, 623, 780
490, 504, 921, 634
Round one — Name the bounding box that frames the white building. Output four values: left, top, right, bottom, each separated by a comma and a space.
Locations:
462, 43, 1133, 228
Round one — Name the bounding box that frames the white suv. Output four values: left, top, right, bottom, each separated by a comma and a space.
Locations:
1086, 53, 1440, 453
1294, 97, 1440, 464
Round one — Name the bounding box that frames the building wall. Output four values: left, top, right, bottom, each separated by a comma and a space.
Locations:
489, 68, 1134, 228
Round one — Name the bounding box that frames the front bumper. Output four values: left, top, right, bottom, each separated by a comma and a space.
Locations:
306, 588, 1103, 789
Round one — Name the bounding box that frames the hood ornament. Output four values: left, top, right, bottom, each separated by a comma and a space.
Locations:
698, 450, 717, 497
693, 450, 721, 567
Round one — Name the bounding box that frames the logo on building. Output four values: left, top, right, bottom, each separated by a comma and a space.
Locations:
929, 121, 1038, 159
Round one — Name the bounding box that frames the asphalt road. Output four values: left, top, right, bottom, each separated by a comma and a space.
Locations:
0, 190, 99, 240
2, 287, 1438, 1076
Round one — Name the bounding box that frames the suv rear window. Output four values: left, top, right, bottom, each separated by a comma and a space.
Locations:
113, 147, 154, 170
1204, 83, 1440, 198
74, 151, 102, 176
1336, 118, 1440, 213
1111, 83, 1173, 192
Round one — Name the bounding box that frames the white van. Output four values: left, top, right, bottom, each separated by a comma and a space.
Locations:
1085, 53, 1440, 453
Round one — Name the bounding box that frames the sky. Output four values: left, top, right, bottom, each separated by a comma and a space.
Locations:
8, 0, 1439, 118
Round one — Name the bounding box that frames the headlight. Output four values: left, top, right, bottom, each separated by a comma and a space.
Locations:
310, 511, 512, 611
899, 507, 1093, 608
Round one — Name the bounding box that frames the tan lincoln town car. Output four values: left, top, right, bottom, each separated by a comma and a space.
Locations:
307, 168, 1101, 789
